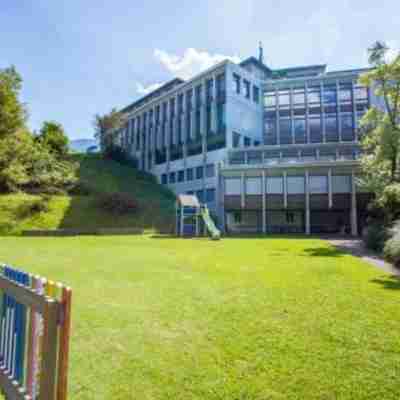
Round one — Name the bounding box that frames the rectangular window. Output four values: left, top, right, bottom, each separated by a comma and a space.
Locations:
186, 89, 193, 111
244, 137, 251, 147
293, 89, 305, 105
205, 164, 215, 178
267, 176, 283, 194
216, 73, 226, 98
265, 94, 276, 108
355, 86, 368, 102
178, 94, 184, 114
217, 103, 226, 132
325, 115, 339, 142
169, 171, 176, 184
233, 132, 241, 148
341, 114, 354, 141
161, 174, 167, 185
205, 188, 216, 202
307, 88, 321, 104
339, 82, 352, 103
186, 168, 193, 181
323, 85, 337, 104
294, 119, 306, 144
332, 175, 351, 193
195, 85, 202, 108
233, 73, 241, 94
246, 178, 262, 194
196, 166, 204, 180
206, 79, 213, 102
279, 92, 290, 107
279, 119, 292, 144
309, 116, 322, 143
225, 178, 241, 195
178, 170, 185, 182
287, 176, 305, 194
196, 190, 204, 203
264, 119, 277, 145
244, 80, 250, 99
253, 86, 260, 103
309, 176, 328, 194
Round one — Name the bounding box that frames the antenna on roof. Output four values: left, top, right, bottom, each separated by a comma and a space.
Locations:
259, 41, 264, 64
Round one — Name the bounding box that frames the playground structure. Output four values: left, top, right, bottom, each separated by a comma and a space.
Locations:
176, 195, 221, 240
0, 264, 72, 400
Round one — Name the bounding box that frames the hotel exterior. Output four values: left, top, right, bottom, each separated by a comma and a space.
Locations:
114, 49, 377, 236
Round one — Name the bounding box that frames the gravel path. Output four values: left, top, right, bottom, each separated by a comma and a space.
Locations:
327, 238, 400, 276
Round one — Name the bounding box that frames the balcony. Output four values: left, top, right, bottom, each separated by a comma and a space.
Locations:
224, 144, 360, 168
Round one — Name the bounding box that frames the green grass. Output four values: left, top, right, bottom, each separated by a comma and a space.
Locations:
0, 154, 175, 235
1, 236, 399, 399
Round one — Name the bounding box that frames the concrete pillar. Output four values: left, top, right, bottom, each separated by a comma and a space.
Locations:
328, 168, 333, 209
212, 75, 218, 134
336, 80, 342, 142
321, 82, 326, 143
305, 169, 310, 235
283, 171, 288, 209
351, 169, 358, 236
241, 172, 245, 209
262, 170, 266, 234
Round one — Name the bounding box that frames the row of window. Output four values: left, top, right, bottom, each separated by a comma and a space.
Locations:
120, 73, 227, 151
264, 82, 368, 109
225, 175, 352, 195
228, 146, 359, 165
161, 164, 216, 184
232, 73, 260, 103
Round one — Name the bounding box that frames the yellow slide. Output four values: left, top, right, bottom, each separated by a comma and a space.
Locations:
201, 207, 221, 240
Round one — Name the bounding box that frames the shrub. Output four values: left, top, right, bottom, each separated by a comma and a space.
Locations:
97, 192, 138, 215
383, 220, 400, 268
17, 195, 50, 218
67, 182, 93, 196
378, 184, 400, 223
363, 222, 387, 252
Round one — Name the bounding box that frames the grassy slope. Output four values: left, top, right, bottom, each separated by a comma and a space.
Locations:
1, 236, 399, 400
0, 154, 175, 235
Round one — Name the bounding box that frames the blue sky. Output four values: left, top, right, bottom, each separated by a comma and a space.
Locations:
1, 0, 399, 140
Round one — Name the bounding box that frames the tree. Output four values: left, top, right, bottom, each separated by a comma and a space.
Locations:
93, 109, 125, 154
37, 121, 69, 156
0, 66, 27, 138
358, 41, 400, 193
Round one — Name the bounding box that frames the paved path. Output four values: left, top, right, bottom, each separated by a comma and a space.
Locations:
327, 238, 400, 276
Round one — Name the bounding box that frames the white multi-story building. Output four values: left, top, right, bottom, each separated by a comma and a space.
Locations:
114, 48, 377, 236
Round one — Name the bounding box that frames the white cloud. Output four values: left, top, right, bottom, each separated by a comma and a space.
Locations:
153, 48, 241, 80
135, 81, 164, 95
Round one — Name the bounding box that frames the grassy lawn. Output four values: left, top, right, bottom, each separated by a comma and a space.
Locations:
1, 236, 399, 399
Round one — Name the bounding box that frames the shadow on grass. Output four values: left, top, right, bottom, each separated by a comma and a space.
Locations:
370, 275, 400, 290
302, 247, 345, 257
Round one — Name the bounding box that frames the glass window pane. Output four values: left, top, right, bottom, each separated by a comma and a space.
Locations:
323, 86, 337, 104
309, 176, 328, 194
265, 95, 276, 107
293, 91, 305, 105
279, 119, 292, 144
325, 115, 339, 142
225, 178, 241, 195
309, 117, 322, 143
246, 178, 262, 195
267, 177, 283, 194
279, 93, 290, 106
287, 176, 305, 194
341, 114, 354, 141
308, 90, 321, 104
264, 119, 277, 145
332, 175, 351, 193
294, 119, 306, 144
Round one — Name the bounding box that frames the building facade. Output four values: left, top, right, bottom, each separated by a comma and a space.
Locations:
114, 51, 377, 236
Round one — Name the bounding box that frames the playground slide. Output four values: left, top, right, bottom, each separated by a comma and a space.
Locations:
201, 207, 221, 240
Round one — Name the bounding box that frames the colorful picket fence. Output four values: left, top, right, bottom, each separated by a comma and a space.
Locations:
0, 264, 72, 400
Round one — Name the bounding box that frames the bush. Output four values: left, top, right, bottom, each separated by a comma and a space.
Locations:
97, 192, 138, 215
363, 222, 387, 252
67, 182, 93, 196
383, 220, 400, 268
17, 195, 50, 218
